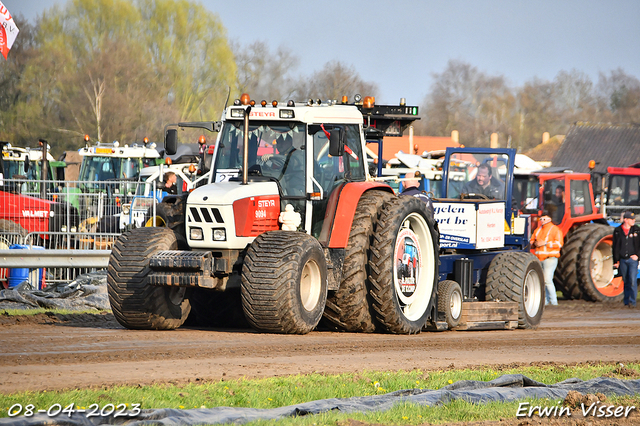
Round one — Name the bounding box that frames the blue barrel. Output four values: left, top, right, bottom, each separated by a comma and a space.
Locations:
7, 267, 29, 288
8, 244, 45, 289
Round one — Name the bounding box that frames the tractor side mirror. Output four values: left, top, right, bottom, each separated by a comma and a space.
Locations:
24, 155, 30, 174
165, 129, 178, 156
329, 128, 344, 157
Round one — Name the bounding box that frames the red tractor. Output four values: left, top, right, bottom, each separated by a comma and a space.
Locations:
0, 141, 79, 251
513, 170, 617, 302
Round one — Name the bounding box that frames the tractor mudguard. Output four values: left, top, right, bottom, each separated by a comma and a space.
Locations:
322, 181, 394, 249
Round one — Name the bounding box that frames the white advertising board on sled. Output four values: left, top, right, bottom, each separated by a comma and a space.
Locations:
433, 201, 505, 250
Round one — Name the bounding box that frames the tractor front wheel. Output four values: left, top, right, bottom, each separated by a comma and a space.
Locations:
107, 227, 191, 330
241, 231, 328, 334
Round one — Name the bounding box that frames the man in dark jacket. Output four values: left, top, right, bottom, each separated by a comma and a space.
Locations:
462, 163, 504, 199
613, 211, 640, 308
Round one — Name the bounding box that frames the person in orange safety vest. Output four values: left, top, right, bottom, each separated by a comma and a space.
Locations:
530, 212, 564, 306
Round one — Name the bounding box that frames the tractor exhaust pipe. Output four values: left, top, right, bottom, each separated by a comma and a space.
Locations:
242, 106, 251, 185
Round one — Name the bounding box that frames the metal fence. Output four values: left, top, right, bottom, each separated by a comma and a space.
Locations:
0, 178, 158, 288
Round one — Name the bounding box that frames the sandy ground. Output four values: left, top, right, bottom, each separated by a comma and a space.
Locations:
1, 299, 639, 397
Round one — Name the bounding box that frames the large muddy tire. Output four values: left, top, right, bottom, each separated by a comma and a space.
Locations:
554, 226, 592, 299
486, 252, 544, 329
576, 224, 623, 302
323, 190, 392, 332
437, 280, 463, 329
369, 196, 439, 334
241, 231, 328, 334
107, 227, 191, 330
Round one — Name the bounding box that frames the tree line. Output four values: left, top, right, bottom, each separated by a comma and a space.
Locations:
0, 0, 638, 157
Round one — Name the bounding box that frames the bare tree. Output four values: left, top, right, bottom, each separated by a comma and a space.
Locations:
291, 60, 378, 102
234, 41, 299, 101
596, 68, 640, 123
420, 60, 515, 147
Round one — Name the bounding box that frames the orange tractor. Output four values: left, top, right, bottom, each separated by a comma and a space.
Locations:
513, 170, 619, 302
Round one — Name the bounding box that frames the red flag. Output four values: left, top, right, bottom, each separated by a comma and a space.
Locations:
0, 1, 19, 60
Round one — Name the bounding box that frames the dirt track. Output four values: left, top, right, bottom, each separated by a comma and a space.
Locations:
1, 300, 640, 394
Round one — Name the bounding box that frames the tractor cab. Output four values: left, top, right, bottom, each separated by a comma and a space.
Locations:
513, 171, 605, 236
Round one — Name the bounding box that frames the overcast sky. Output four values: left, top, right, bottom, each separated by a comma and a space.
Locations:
5, 0, 640, 105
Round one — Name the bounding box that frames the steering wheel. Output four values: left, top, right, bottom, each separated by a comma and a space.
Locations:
460, 192, 490, 200
248, 164, 263, 176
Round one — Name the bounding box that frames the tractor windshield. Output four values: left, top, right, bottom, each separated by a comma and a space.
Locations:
79, 156, 142, 181
446, 152, 510, 200
3, 159, 26, 179
214, 122, 306, 197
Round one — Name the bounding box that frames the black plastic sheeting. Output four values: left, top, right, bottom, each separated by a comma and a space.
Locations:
0, 271, 110, 311
2, 374, 640, 425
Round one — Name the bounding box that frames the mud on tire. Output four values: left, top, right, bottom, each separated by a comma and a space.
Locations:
323, 190, 392, 332
241, 231, 328, 334
369, 196, 439, 334
486, 252, 544, 329
107, 227, 191, 330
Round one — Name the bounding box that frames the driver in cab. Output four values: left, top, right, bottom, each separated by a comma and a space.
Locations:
260, 134, 305, 196
462, 163, 504, 199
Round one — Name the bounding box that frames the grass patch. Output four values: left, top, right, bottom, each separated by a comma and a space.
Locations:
2, 362, 640, 423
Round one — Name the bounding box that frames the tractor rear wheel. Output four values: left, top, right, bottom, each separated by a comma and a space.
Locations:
554, 226, 592, 299
577, 224, 623, 302
486, 252, 544, 329
437, 280, 463, 329
241, 231, 327, 334
323, 190, 392, 332
369, 196, 439, 334
107, 227, 191, 330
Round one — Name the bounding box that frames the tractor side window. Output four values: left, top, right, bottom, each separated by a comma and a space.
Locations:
569, 180, 593, 217
344, 125, 365, 181
607, 175, 625, 205
542, 179, 565, 224
309, 124, 364, 238
513, 176, 539, 213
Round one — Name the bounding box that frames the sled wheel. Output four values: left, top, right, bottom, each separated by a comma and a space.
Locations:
487, 252, 544, 329
369, 196, 439, 334
323, 190, 392, 332
577, 224, 623, 302
438, 280, 463, 329
107, 227, 191, 330
241, 231, 327, 334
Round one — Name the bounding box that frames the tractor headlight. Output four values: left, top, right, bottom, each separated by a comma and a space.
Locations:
230, 108, 245, 118
122, 204, 131, 215
213, 228, 226, 241
190, 227, 204, 240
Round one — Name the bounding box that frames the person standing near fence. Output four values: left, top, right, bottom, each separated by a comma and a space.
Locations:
530, 211, 563, 306
613, 211, 640, 308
